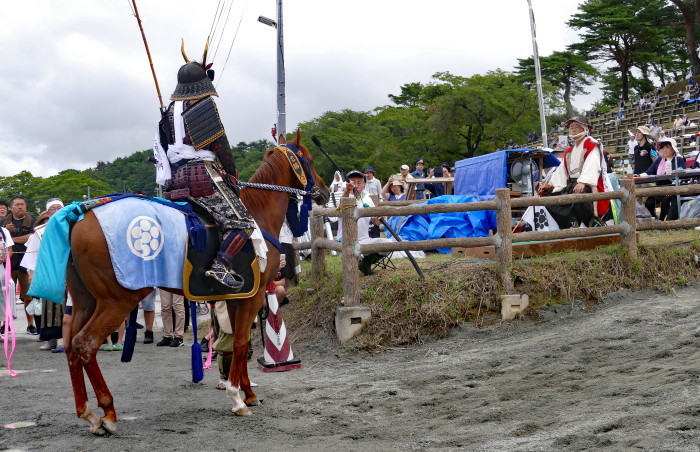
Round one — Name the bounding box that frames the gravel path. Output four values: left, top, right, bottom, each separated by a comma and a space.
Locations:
2, 285, 700, 451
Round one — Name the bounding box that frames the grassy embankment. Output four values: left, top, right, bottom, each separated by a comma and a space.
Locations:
283, 230, 700, 350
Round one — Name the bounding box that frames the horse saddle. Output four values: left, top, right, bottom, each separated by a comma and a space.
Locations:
183, 209, 260, 302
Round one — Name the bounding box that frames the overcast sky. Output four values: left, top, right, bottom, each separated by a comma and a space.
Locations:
0, 0, 592, 178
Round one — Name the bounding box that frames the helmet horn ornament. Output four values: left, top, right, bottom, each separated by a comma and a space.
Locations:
202, 36, 210, 68
181, 38, 191, 63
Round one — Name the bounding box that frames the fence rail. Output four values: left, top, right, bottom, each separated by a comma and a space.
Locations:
303, 179, 700, 307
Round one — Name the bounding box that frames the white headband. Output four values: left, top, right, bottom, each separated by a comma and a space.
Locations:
46, 199, 64, 211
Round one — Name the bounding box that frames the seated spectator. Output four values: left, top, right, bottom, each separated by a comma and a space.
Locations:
678, 89, 691, 106
381, 177, 406, 202
641, 137, 686, 221
505, 139, 516, 149
671, 115, 685, 135
649, 123, 663, 141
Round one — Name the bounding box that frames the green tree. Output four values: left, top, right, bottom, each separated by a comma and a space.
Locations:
568, 0, 679, 101
669, 0, 700, 78
427, 70, 551, 159
515, 49, 598, 117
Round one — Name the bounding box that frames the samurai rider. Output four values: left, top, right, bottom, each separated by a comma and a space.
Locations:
152, 40, 253, 293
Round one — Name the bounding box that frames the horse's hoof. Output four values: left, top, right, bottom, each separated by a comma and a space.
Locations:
101, 419, 117, 436
245, 398, 261, 407
91, 425, 111, 437
233, 406, 252, 416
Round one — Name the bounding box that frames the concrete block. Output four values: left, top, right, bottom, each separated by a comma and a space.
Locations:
500, 294, 529, 320
335, 306, 371, 343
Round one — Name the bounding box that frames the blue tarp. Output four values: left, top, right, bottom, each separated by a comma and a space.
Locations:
391, 195, 496, 254
454, 149, 559, 200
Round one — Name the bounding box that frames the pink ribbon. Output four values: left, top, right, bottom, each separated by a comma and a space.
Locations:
4, 254, 18, 377
203, 323, 213, 370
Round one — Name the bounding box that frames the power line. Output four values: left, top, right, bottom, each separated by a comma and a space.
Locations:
208, 0, 223, 39
216, 1, 247, 88
209, 0, 228, 56
212, 0, 235, 63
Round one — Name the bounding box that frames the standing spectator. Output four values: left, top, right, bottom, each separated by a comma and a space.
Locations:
0, 201, 7, 222
3, 197, 36, 334
21, 198, 65, 350
632, 125, 656, 174
363, 167, 382, 198
627, 133, 638, 157
441, 162, 452, 178
140, 290, 156, 344
410, 159, 427, 200
157, 289, 185, 347
396, 164, 413, 192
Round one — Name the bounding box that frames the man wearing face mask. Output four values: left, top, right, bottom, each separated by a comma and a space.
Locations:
539, 116, 609, 228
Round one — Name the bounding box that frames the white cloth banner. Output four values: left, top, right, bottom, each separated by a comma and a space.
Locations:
521, 206, 560, 232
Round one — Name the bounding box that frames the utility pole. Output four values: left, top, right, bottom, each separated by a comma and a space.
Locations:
276, 0, 286, 139
259, 0, 286, 140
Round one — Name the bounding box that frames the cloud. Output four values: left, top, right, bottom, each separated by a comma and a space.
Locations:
0, 0, 589, 178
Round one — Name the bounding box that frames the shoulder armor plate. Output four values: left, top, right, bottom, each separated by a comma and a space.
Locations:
182, 97, 226, 150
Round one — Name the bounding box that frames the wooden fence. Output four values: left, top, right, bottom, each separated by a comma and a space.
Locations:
295, 179, 700, 307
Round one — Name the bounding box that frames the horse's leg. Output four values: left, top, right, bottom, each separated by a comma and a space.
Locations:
222, 301, 251, 415
235, 295, 263, 407
65, 260, 105, 435
78, 294, 146, 435
225, 291, 265, 415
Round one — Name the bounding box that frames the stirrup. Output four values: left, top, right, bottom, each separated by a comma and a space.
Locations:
205, 261, 244, 292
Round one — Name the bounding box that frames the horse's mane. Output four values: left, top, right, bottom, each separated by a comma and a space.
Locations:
239, 148, 293, 215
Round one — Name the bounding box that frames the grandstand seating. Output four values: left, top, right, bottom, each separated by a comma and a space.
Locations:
588, 91, 700, 171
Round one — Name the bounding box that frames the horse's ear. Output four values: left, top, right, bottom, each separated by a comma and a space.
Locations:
294, 129, 302, 146
278, 134, 286, 144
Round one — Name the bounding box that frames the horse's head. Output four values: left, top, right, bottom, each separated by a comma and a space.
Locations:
266, 130, 330, 206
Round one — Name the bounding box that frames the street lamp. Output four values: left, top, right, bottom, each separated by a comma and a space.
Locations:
258, 1, 286, 141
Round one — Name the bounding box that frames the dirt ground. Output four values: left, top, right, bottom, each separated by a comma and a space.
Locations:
2, 284, 700, 451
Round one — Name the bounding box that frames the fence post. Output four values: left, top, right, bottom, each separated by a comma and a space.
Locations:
619, 179, 638, 259
310, 214, 326, 286
495, 188, 514, 292
339, 197, 361, 306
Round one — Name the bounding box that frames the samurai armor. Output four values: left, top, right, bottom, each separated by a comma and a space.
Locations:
169, 162, 215, 199
182, 97, 226, 150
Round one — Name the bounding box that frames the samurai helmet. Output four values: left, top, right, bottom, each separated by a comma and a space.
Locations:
170, 38, 218, 101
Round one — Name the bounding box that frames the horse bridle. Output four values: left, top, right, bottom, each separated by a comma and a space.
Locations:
237, 144, 323, 199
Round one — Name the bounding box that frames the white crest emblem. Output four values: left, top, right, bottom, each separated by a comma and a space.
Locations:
126, 216, 164, 261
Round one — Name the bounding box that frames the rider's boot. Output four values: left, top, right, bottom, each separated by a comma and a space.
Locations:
205, 230, 248, 292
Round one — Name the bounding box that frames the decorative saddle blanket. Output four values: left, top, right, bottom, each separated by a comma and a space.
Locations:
92, 197, 188, 291
28, 195, 268, 304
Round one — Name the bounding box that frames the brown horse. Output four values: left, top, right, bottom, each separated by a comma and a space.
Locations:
64, 132, 329, 435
